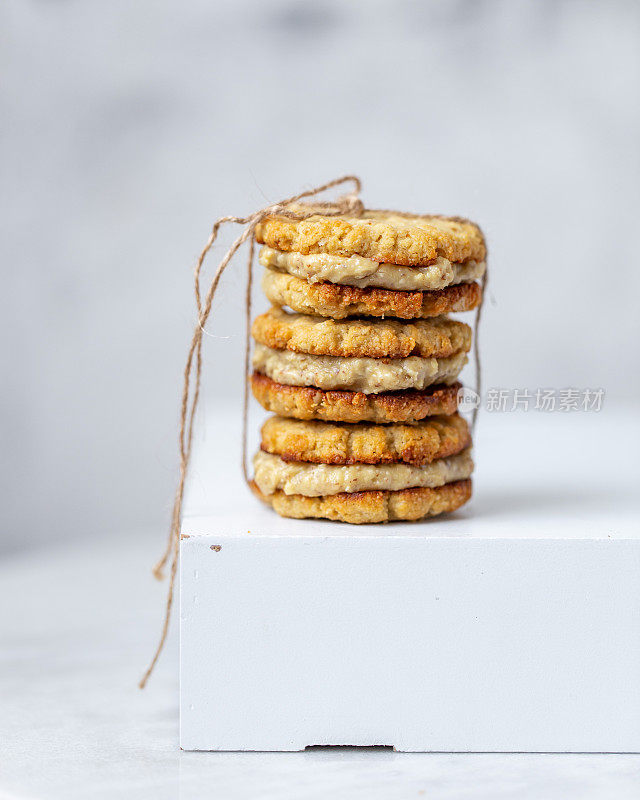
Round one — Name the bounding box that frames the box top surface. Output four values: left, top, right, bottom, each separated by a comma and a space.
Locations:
183, 403, 639, 540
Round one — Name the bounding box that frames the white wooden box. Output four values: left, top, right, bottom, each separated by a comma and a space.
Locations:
180, 408, 640, 751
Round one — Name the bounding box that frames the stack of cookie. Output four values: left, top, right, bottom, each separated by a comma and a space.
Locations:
249, 208, 486, 524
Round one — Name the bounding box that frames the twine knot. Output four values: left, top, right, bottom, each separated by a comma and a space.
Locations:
337, 193, 364, 216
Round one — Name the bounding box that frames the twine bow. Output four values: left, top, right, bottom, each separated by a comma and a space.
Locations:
139, 175, 364, 688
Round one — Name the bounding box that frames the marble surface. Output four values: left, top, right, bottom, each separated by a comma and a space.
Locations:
2, 408, 640, 797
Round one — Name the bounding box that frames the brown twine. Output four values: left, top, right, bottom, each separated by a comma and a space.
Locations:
139, 176, 487, 688
471, 265, 487, 433
138, 175, 364, 689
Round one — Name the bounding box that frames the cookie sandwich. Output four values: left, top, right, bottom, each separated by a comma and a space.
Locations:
251, 414, 473, 524
257, 209, 485, 320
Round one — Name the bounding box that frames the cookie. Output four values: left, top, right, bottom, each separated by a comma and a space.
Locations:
262, 268, 482, 319
255, 208, 486, 266
260, 414, 470, 466
251, 373, 461, 423
252, 307, 471, 359
251, 479, 473, 524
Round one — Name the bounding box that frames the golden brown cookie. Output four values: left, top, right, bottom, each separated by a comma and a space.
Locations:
260, 414, 470, 466
251, 373, 461, 423
262, 269, 482, 319
252, 307, 471, 360
251, 479, 472, 524
255, 208, 485, 266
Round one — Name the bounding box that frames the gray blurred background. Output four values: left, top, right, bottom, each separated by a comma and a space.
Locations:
2, 0, 639, 552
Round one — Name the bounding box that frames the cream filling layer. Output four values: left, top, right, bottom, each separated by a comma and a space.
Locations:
259, 246, 485, 291
252, 344, 467, 394
253, 449, 474, 497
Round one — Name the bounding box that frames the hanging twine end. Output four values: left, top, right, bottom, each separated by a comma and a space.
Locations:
140, 174, 363, 689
